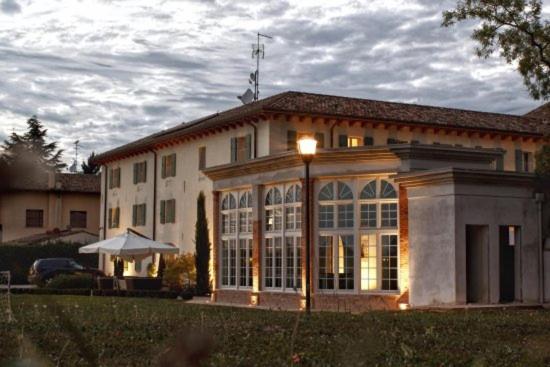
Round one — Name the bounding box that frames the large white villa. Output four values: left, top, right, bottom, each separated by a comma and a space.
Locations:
94, 91, 550, 310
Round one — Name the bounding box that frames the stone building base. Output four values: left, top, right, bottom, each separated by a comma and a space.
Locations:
213, 290, 402, 311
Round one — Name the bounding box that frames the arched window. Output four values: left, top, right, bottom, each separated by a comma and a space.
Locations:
220, 190, 252, 289
381, 180, 397, 198
239, 191, 252, 208
338, 182, 353, 200
360, 180, 377, 199
264, 183, 302, 291
222, 194, 236, 210
318, 182, 334, 201
318, 181, 354, 229
265, 187, 282, 206
285, 185, 301, 203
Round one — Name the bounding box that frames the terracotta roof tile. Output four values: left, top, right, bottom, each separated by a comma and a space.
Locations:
5, 172, 100, 193
95, 91, 547, 163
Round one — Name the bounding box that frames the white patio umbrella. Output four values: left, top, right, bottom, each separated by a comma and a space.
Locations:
79, 230, 179, 260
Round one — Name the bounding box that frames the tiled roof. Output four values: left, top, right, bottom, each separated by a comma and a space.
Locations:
95, 91, 547, 163
4, 172, 100, 193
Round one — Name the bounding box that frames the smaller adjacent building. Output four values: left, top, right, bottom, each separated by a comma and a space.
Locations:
0, 172, 100, 244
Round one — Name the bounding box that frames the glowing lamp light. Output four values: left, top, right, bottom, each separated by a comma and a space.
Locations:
297, 137, 317, 158
398, 303, 410, 311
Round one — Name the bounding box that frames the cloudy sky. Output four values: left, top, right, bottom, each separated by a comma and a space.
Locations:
0, 0, 546, 167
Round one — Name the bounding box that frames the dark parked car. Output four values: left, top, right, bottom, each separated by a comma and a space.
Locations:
28, 258, 104, 284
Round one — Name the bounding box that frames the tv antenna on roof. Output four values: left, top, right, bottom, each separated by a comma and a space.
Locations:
238, 32, 272, 104
69, 140, 80, 173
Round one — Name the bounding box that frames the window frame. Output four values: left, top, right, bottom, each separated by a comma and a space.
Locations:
69, 210, 87, 228
262, 183, 302, 292
25, 209, 44, 228
316, 178, 400, 295
219, 189, 253, 290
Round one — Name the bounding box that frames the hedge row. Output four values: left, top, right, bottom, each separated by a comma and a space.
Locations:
10, 287, 192, 299
0, 241, 98, 284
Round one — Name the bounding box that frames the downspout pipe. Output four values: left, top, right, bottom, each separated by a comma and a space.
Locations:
102, 164, 108, 240
152, 150, 158, 241
535, 192, 545, 304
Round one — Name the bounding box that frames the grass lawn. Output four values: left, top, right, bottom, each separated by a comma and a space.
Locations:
1, 295, 550, 366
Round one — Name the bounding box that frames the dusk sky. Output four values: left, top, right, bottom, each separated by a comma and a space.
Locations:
0, 0, 546, 166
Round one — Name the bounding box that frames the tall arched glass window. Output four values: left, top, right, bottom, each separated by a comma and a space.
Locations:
358, 179, 399, 292
318, 181, 355, 291
264, 183, 302, 291
220, 190, 253, 289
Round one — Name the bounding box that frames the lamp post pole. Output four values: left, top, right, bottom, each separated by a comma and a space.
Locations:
304, 158, 311, 314
297, 137, 317, 315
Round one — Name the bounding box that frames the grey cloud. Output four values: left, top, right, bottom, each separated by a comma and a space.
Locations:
1, 0, 21, 14
0, 0, 542, 166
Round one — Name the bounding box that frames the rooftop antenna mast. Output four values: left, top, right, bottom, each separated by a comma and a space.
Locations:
252, 32, 272, 101
69, 140, 80, 173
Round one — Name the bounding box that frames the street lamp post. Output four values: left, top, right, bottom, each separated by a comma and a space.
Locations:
297, 137, 317, 314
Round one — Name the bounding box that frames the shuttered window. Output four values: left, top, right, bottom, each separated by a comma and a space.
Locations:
338, 134, 348, 147
108, 207, 120, 229
287, 130, 297, 151
160, 199, 176, 224
315, 132, 325, 149
133, 161, 147, 184
162, 154, 176, 178
198, 147, 206, 170
363, 136, 374, 146
132, 204, 146, 227
109, 168, 121, 189
230, 134, 253, 162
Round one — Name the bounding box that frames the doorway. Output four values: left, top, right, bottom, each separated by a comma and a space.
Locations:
499, 226, 519, 303
466, 225, 490, 303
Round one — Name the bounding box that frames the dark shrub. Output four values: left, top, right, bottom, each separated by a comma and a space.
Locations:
45, 274, 95, 290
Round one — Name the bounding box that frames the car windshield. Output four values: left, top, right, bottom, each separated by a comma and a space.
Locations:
69, 260, 84, 270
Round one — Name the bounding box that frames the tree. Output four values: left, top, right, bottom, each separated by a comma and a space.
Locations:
1, 115, 66, 172
195, 191, 211, 295
81, 151, 100, 174
442, 0, 550, 100
535, 144, 550, 177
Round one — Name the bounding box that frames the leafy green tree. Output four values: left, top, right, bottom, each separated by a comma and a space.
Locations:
81, 151, 100, 174
1, 115, 66, 171
195, 191, 211, 295
442, 0, 550, 100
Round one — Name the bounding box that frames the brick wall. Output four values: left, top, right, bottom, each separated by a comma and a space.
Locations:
215, 289, 252, 304
399, 185, 409, 300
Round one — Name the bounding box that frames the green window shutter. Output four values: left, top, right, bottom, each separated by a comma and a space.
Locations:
132, 205, 137, 226
246, 134, 252, 159
315, 132, 325, 148
161, 156, 166, 178
496, 155, 504, 171
133, 164, 137, 184
338, 134, 348, 147
230, 138, 237, 162
108, 169, 113, 189
515, 149, 523, 172
169, 199, 175, 223
364, 136, 374, 146
142, 204, 146, 226
143, 162, 147, 183
171, 154, 176, 176
115, 208, 119, 228
287, 130, 297, 151
160, 200, 166, 224
116, 168, 120, 187
108, 208, 112, 228
387, 138, 398, 145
